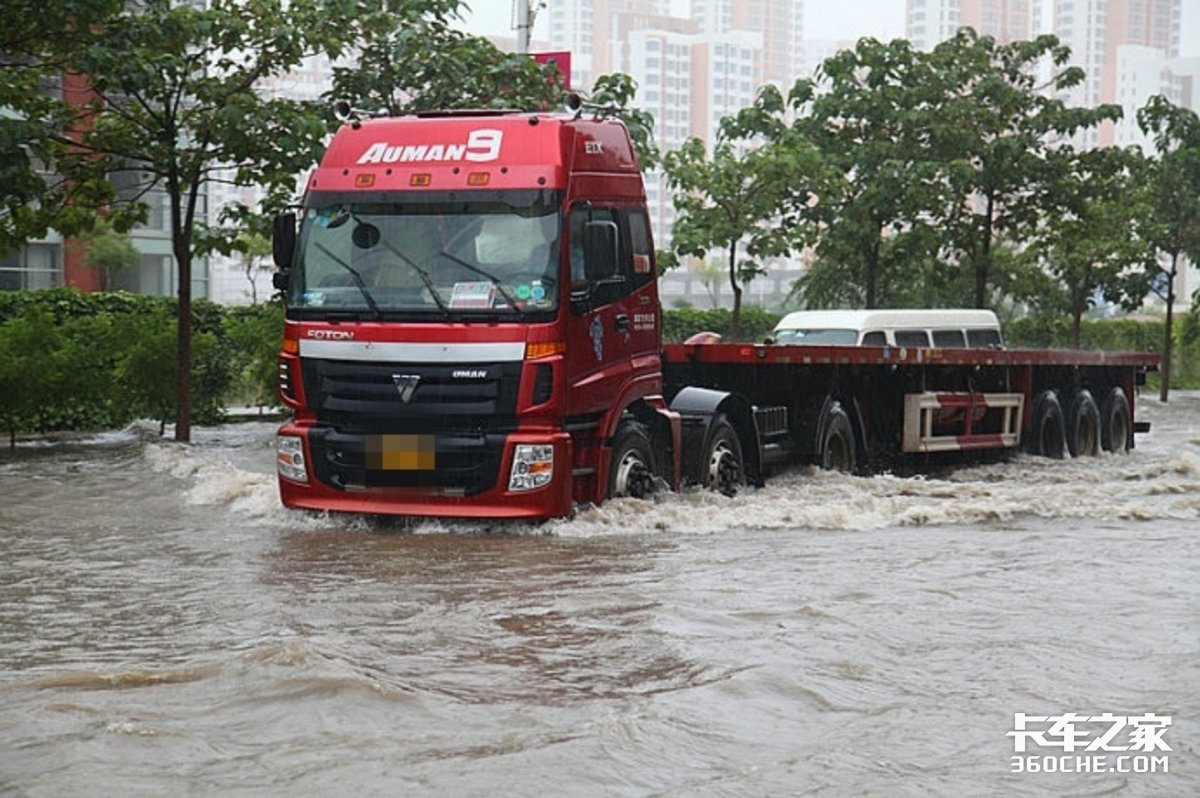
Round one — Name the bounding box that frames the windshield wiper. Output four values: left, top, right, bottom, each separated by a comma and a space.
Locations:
373, 239, 452, 316
313, 241, 383, 319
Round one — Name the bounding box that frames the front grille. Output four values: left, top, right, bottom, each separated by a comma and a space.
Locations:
300, 358, 522, 495
301, 358, 521, 432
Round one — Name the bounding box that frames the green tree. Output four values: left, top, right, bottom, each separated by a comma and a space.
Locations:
928, 30, 1121, 308
0, 1, 126, 253
232, 231, 272, 304
1136, 95, 1200, 401
796, 39, 945, 309
80, 223, 140, 290
327, 0, 561, 116
664, 85, 820, 340
2, 0, 355, 441
1033, 146, 1151, 347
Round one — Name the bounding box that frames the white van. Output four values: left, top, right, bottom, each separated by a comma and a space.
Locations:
771, 309, 1004, 349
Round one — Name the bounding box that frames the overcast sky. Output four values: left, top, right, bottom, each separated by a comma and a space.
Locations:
460, 0, 1199, 57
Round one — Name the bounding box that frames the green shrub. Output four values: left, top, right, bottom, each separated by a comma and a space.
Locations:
662, 307, 781, 343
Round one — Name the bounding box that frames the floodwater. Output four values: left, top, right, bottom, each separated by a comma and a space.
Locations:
1, 394, 1197, 797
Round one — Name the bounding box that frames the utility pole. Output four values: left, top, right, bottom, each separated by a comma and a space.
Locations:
515, 0, 544, 54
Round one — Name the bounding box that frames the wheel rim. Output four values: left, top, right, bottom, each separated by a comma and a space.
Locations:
613, 450, 654, 498
707, 439, 741, 496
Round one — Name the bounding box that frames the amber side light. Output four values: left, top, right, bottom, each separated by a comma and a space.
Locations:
525, 341, 566, 359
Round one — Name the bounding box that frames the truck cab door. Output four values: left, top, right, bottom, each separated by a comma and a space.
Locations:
563, 205, 660, 421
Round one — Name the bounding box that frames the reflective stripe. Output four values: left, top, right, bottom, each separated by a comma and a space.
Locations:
299, 339, 525, 363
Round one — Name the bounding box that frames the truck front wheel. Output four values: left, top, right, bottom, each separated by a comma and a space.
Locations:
609, 423, 658, 499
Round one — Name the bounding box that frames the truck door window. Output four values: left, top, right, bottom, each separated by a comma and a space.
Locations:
569, 206, 617, 287
626, 210, 655, 289
861, 331, 886, 346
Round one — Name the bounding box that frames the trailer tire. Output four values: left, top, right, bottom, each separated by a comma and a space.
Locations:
703, 414, 744, 496
608, 423, 658, 499
1066, 389, 1101, 457
1030, 390, 1066, 459
820, 402, 857, 473
1100, 387, 1132, 453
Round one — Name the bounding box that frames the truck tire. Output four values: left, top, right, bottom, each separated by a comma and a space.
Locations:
820, 402, 857, 473
1030, 390, 1066, 459
703, 413, 744, 496
608, 423, 657, 499
1066, 389, 1101, 457
1100, 387, 1132, 453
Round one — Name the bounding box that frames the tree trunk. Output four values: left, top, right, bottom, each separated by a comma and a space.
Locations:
1071, 286, 1085, 349
727, 243, 741, 342
1159, 253, 1178, 403
865, 238, 879, 309
975, 195, 995, 309
176, 245, 192, 442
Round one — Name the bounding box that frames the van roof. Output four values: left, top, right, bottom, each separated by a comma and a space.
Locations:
774, 309, 1000, 331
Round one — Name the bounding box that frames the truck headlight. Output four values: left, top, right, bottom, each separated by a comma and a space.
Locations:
276, 435, 309, 483
509, 444, 553, 491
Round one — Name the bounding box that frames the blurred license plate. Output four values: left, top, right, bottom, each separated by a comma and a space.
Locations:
366, 434, 436, 470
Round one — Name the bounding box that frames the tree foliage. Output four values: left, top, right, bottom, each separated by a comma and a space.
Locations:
1032, 146, 1152, 347
664, 85, 821, 340
2, 0, 357, 440
1135, 95, 1200, 400
927, 30, 1121, 308
327, 0, 562, 116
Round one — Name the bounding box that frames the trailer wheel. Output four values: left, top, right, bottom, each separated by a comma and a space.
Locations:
1100, 387, 1132, 453
608, 423, 657, 499
1030, 390, 1066, 459
1066, 389, 1101, 457
820, 402, 857, 473
704, 414, 744, 496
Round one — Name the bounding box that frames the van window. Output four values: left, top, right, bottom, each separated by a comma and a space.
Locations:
860, 331, 886, 345
968, 328, 1003, 348
774, 328, 858, 345
895, 330, 930, 347
932, 329, 966, 348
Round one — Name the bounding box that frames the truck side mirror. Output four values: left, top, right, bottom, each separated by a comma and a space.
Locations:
272, 270, 290, 292
583, 220, 619, 281
273, 212, 297, 268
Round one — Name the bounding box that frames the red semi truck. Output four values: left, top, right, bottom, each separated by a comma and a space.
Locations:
270, 106, 1157, 520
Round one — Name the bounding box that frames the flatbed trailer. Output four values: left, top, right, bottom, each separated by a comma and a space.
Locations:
661, 341, 1158, 489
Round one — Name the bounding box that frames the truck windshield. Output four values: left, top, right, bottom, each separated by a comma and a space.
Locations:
288, 196, 561, 319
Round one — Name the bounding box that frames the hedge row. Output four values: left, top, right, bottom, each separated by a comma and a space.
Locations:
0, 288, 283, 443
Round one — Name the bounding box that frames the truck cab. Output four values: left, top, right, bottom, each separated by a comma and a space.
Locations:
272, 110, 675, 518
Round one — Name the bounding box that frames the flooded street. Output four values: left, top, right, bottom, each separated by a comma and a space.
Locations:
1, 394, 1197, 796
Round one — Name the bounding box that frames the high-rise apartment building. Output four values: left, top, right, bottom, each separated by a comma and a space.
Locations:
907, 0, 1034, 51
1052, 0, 1181, 145
693, 0, 804, 85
